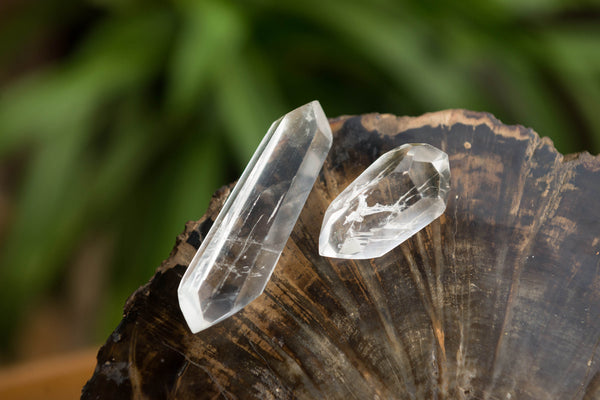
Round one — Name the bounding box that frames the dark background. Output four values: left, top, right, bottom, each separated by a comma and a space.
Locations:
0, 0, 598, 363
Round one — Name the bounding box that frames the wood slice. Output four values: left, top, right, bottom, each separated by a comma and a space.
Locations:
82, 110, 600, 399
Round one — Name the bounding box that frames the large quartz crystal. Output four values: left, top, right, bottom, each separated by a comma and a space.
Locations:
178, 101, 332, 333
319, 143, 450, 259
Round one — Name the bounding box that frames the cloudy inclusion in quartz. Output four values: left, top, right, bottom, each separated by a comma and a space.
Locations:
178, 101, 332, 333
319, 143, 450, 259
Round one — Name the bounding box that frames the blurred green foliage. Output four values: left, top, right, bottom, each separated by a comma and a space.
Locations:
0, 0, 599, 356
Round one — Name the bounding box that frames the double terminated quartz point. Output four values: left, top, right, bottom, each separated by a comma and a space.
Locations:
178, 101, 332, 333
319, 143, 450, 259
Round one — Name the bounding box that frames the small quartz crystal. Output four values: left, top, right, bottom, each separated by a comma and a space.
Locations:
319, 143, 450, 259
178, 101, 332, 333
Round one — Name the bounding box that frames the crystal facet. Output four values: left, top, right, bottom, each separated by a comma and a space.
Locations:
319, 143, 450, 259
178, 101, 332, 333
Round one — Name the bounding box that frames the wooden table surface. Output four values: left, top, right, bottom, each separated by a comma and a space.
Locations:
0, 347, 97, 400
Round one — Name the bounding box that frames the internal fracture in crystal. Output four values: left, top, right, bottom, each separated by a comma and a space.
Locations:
319, 143, 450, 259
178, 101, 332, 333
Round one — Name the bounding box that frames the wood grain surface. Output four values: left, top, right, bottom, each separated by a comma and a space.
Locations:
82, 110, 600, 399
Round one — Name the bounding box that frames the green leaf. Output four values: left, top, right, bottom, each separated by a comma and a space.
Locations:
215, 48, 286, 163
166, 0, 245, 117
0, 8, 173, 157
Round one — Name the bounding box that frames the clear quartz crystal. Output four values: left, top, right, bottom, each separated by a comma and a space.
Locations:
178, 101, 332, 333
319, 143, 450, 259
